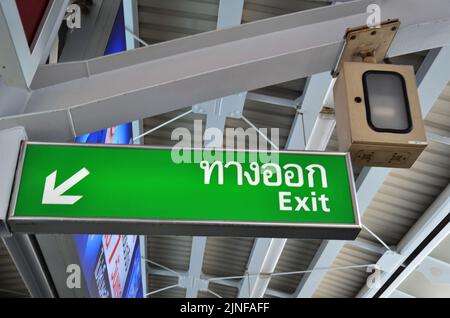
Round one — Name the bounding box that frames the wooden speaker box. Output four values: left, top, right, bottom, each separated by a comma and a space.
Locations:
334, 62, 427, 168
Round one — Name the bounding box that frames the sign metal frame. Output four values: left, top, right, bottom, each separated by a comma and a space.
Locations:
8, 142, 361, 240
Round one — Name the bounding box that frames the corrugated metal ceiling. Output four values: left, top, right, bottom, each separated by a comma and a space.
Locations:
142, 101, 296, 149
139, 0, 331, 298
267, 239, 322, 295
315, 82, 450, 297
1, 0, 447, 299
138, 0, 449, 299
315, 244, 380, 298
0, 240, 29, 298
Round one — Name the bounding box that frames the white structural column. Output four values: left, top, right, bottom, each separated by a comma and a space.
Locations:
216, 0, 245, 30
238, 71, 333, 298
124, 0, 144, 145
124, 0, 140, 51
186, 0, 245, 298
123, 0, 148, 297
194, 0, 245, 148
2, 0, 450, 141
197, 93, 247, 148
0, 0, 69, 88
305, 78, 337, 151
238, 238, 287, 297
246, 92, 296, 108
293, 47, 450, 298
186, 237, 208, 298
286, 72, 333, 149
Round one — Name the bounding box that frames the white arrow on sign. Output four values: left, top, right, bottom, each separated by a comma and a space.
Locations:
42, 168, 90, 205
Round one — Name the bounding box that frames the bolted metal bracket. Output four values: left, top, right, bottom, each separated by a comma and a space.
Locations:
192, 93, 246, 119
318, 106, 336, 120
332, 19, 401, 78
197, 279, 210, 292
376, 250, 405, 273
320, 106, 335, 115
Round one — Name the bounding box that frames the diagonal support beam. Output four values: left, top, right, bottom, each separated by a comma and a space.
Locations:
2, 0, 450, 141
427, 132, 450, 146
0, 0, 69, 88
238, 72, 333, 298
389, 290, 415, 298
246, 92, 296, 108
124, 0, 140, 52
293, 46, 450, 298
359, 185, 450, 297
216, 0, 244, 30
286, 72, 333, 150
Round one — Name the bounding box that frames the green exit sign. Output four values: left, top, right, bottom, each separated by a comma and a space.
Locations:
8, 142, 361, 239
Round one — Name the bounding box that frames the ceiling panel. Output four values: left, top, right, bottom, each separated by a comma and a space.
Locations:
314, 83, 450, 297
0, 240, 29, 298
137, 1, 449, 299
267, 239, 322, 295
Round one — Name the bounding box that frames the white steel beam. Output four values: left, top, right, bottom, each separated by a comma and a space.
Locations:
298, 0, 338, 149
197, 93, 247, 148
124, 0, 140, 51
0, 79, 29, 118
59, 0, 122, 62
389, 290, 415, 298
125, 0, 145, 148
427, 132, 450, 146
187, 0, 245, 298
148, 268, 292, 298
0, 0, 69, 88
304, 77, 337, 150
346, 239, 387, 255
238, 5, 450, 298
286, 72, 333, 149
123, 0, 148, 297
246, 92, 296, 108
186, 237, 207, 298
238, 72, 333, 298
2, 0, 450, 141
216, 0, 244, 29
238, 238, 286, 298
294, 46, 450, 298
358, 185, 450, 297
194, 0, 245, 148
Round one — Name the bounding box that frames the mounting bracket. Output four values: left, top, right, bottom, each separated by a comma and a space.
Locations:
332, 19, 401, 77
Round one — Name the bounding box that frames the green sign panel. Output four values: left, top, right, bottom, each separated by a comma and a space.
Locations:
9, 143, 360, 239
